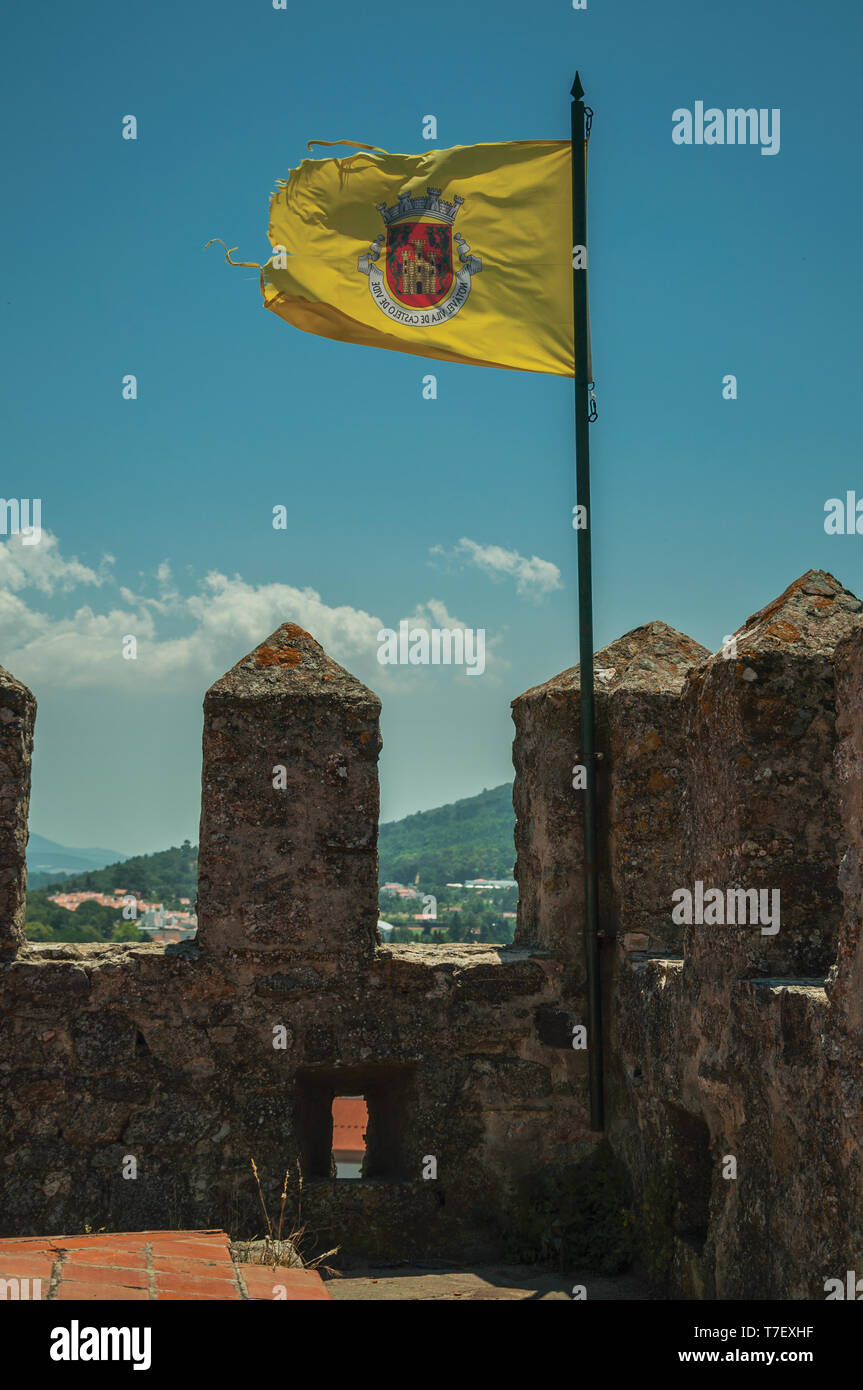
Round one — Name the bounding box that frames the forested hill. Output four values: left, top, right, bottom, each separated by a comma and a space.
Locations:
378, 783, 515, 886
31, 784, 517, 902
35, 841, 198, 904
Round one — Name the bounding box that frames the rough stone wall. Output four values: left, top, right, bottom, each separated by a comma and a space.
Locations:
197, 623, 382, 961
512, 622, 709, 966
682, 572, 859, 981
511, 657, 590, 964
0, 937, 585, 1258
0, 625, 592, 1260
0, 667, 35, 959
513, 569, 863, 1298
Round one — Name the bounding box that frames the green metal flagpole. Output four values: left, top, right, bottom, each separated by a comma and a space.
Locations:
571, 71, 604, 1131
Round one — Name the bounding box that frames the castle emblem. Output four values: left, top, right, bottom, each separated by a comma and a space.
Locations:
357, 187, 482, 327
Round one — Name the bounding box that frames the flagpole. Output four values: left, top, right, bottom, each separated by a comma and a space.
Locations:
571, 71, 603, 1131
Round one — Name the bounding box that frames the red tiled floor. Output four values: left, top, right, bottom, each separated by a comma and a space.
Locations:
151, 1257, 227, 1277
60, 1264, 149, 1289
0, 1229, 332, 1301
148, 1245, 230, 1267
52, 1246, 147, 1268
150, 1233, 228, 1244
243, 1266, 325, 1286
249, 1284, 333, 1301
156, 1284, 232, 1295
146, 1231, 228, 1245
241, 1265, 332, 1300
0, 1251, 58, 1262
0, 1255, 55, 1279
153, 1271, 238, 1297
56, 1283, 151, 1301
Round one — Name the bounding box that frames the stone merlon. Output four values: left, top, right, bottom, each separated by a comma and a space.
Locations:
0, 664, 36, 958
197, 622, 382, 958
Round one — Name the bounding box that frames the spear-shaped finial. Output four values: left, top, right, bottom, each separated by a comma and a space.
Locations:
571, 71, 585, 100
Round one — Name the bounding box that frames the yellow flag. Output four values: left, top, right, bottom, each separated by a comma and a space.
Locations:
263, 140, 574, 376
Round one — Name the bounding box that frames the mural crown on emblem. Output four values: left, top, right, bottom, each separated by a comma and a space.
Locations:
375, 187, 465, 226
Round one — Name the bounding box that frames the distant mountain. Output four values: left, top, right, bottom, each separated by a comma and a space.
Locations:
26, 834, 128, 888
378, 783, 515, 887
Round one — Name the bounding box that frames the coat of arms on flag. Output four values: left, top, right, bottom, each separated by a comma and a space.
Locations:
357, 187, 482, 327
259, 139, 574, 374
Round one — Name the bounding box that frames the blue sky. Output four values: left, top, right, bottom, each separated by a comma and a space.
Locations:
1, 0, 861, 855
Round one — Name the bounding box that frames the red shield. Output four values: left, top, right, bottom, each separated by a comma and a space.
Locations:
385, 220, 453, 308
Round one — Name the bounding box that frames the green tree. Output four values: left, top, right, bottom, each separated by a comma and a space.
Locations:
378, 784, 516, 886
73, 899, 120, 938
34, 840, 198, 908
25, 921, 55, 941
111, 922, 147, 942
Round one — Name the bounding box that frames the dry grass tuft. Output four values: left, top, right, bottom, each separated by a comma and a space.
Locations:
232, 1157, 340, 1276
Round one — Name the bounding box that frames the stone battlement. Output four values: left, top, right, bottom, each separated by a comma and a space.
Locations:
1, 570, 862, 1296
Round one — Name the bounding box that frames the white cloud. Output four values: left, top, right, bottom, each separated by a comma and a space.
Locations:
432, 537, 562, 598
372, 598, 506, 683
0, 533, 388, 693
0, 534, 517, 695
2, 578, 384, 695
0, 530, 111, 595
403, 598, 473, 633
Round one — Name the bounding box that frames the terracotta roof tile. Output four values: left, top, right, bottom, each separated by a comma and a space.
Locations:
0, 1229, 332, 1301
